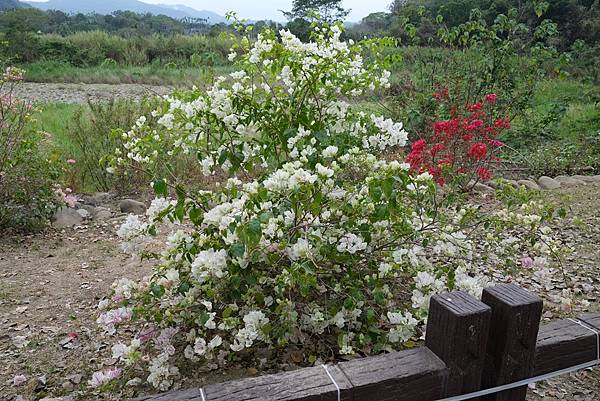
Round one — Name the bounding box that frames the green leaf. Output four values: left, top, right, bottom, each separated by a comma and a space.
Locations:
230, 242, 246, 258
153, 179, 168, 197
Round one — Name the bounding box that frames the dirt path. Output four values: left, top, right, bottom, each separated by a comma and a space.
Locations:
13, 83, 174, 104
1, 184, 599, 401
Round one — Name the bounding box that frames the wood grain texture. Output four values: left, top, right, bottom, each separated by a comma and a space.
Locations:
425, 291, 492, 397
203, 364, 352, 401
533, 312, 600, 376
338, 347, 448, 401
481, 284, 543, 401
131, 388, 204, 401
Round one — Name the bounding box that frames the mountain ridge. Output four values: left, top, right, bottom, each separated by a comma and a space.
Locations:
20, 0, 227, 23
0, 0, 30, 9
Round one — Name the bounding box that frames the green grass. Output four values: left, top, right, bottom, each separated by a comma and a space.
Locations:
21, 62, 234, 85
30, 103, 85, 160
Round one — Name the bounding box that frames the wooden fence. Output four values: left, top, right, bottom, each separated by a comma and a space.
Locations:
133, 283, 600, 401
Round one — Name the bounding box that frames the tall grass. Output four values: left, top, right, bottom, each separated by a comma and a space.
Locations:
19, 31, 233, 68
22, 62, 234, 85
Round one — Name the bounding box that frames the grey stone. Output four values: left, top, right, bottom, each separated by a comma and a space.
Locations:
537, 176, 562, 190
505, 179, 519, 188
517, 179, 540, 190
119, 199, 146, 214
473, 182, 494, 194
572, 175, 600, 183
93, 207, 113, 221
52, 207, 84, 228
76, 208, 90, 219
78, 204, 96, 217
82, 192, 112, 206
554, 176, 586, 187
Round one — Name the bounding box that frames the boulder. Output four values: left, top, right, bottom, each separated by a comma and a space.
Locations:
94, 207, 113, 221
517, 179, 540, 190
76, 209, 90, 219
505, 179, 519, 188
537, 176, 561, 190
81, 192, 113, 206
572, 175, 600, 183
473, 182, 494, 194
554, 176, 585, 187
119, 199, 146, 215
77, 204, 96, 218
52, 207, 84, 228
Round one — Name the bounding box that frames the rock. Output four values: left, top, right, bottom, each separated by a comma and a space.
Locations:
52, 207, 84, 228
76, 208, 90, 219
62, 381, 74, 391
555, 176, 586, 187
119, 199, 146, 214
126, 377, 142, 387
473, 183, 494, 194
572, 174, 600, 183
78, 204, 97, 218
82, 192, 112, 206
93, 207, 113, 221
502, 179, 519, 188
67, 374, 82, 384
517, 179, 540, 190
537, 176, 562, 190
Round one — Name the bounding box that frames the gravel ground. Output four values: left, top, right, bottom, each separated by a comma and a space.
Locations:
1, 184, 599, 401
13, 83, 174, 104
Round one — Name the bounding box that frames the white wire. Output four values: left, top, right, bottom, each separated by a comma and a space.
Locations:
568, 318, 600, 361
322, 364, 341, 401
200, 387, 206, 401
434, 318, 600, 401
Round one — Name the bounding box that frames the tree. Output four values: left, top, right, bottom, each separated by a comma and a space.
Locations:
283, 0, 350, 22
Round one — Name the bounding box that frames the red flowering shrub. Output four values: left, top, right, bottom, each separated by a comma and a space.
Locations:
406, 92, 508, 190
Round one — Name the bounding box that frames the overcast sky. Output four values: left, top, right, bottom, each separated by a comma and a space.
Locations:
142, 0, 392, 22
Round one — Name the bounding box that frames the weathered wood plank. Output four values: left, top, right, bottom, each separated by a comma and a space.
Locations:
129, 312, 600, 401
425, 291, 492, 397
338, 347, 448, 401
533, 312, 600, 376
481, 284, 543, 401
203, 364, 352, 401
131, 388, 204, 401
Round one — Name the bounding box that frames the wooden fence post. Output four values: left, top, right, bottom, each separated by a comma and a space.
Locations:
425, 291, 492, 398
481, 283, 543, 401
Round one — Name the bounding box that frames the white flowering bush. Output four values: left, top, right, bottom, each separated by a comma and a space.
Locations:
99, 24, 560, 391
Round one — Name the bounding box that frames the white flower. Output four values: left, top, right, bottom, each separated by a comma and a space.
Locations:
194, 338, 207, 355
387, 311, 418, 343
322, 145, 338, 158
191, 249, 228, 282
336, 233, 367, 254
288, 238, 312, 260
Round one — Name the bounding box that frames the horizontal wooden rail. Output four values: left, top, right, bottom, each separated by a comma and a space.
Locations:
132, 286, 599, 401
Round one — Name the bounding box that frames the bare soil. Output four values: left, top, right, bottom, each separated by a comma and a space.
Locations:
1, 184, 599, 401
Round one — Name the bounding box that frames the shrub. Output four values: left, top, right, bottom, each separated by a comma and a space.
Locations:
97, 24, 560, 391
63, 98, 158, 192
406, 92, 507, 189
0, 67, 61, 231
388, 8, 562, 138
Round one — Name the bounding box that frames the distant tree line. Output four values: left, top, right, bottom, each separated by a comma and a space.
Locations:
0, 7, 227, 37
349, 0, 600, 49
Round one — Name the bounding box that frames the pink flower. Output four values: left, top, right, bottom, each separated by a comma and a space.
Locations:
88, 368, 122, 388
520, 257, 534, 268
64, 194, 79, 208
13, 375, 27, 386
66, 159, 77, 165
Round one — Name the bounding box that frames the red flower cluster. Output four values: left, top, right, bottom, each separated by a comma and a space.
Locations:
406, 93, 508, 188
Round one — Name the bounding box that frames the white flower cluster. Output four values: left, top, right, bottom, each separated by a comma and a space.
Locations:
98, 23, 560, 391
